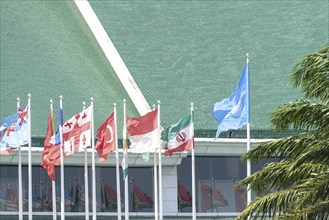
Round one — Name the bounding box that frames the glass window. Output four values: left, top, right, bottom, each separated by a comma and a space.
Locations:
0, 165, 154, 213
177, 156, 247, 213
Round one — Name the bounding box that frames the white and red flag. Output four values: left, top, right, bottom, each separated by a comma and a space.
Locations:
126, 109, 158, 153
95, 112, 116, 162
62, 106, 91, 156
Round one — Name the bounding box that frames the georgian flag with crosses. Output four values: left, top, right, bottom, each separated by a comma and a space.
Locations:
62, 106, 92, 156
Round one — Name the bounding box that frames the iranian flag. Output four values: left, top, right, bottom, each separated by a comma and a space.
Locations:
126, 109, 158, 153
162, 114, 194, 156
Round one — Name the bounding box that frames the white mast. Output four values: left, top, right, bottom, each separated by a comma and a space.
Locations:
114, 102, 122, 220
83, 102, 89, 220
17, 97, 23, 220
27, 94, 32, 220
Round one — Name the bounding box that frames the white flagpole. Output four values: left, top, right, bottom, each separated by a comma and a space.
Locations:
50, 99, 57, 220
59, 95, 65, 220
83, 102, 89, 220
191, 103, 196, 220
246, 53, 252, 205
123, 99, 129, 220
114, 103, 122, 220
157, 101, 163, 220
152, 104, 158, 220
90, 97, 97, 220
17, 97, 23, 220
27, 94, 32, 220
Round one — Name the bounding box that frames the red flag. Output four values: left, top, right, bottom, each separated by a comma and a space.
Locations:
41, 111, 56, 181
234, 186, 247, 212
200, 183, 212, 212
95, 112, 116, 162
178, 183, 192, 210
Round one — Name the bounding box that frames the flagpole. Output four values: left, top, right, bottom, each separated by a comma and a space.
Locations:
83, 102, 90, 220
50, 99, 57, 220
90, 97, 97, 220
59, 95, 65, 220
152, 104, 158, 220
17, 97, 23, 220
157, 101, 163, 220
27, 94, 32, 220
246, 53, 251, 205
191, 103, 196, 220
114, 103, 122, 220
123, 99, 129, 220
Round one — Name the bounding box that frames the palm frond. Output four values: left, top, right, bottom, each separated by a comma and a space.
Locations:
236, 188, 302, 220
278, 200, 329, 220
294, 140, 329, 165
241, 136, 314, 163
237, 161, 329, 193
291, 46, 329, 103
271, 100, 329, 133
296, 171, 329, 209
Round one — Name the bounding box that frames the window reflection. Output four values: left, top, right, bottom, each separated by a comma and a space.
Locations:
177, 156, 247, 213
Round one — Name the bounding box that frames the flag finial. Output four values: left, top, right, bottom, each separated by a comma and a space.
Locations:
90, 97, 94, 102
157, 100, 161, 105
123, 98, 126, 103
50, 99, 53, 104
59, 95, 63, 100
114, 102, 117, 107
83, 101, 86, 106
28, 93, 31, 98
17, 97, 20, 102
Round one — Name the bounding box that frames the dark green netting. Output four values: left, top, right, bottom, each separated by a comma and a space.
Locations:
89, 0, 328, 131
0, 1, 138, 137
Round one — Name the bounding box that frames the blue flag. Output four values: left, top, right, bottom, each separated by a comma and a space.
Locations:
212, 63, 250, 139
0, 105, 30, 147
0, 113, 19, 142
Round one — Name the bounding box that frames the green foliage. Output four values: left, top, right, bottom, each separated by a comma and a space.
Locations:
236, 46, 329, 220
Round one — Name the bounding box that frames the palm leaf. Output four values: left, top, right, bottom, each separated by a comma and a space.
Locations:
291, 46, 329, 103
271, 100, 329, 133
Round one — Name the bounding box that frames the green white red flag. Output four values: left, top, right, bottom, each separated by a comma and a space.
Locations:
162, 113, 194, 156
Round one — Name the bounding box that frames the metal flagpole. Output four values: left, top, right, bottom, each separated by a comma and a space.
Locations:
246, 53, 252, 205
27, 94, 32, 220
59, 95, 65, 220
90, 97, 97, 220
114, 103, 122, 220
17, 97, 23, 220
50, 99, 57, 220
191, 103, 196, 220
157, 101, 163, 220
152, 104, 158, 220
83, 102, 89, 220
123, 99, 129, 220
